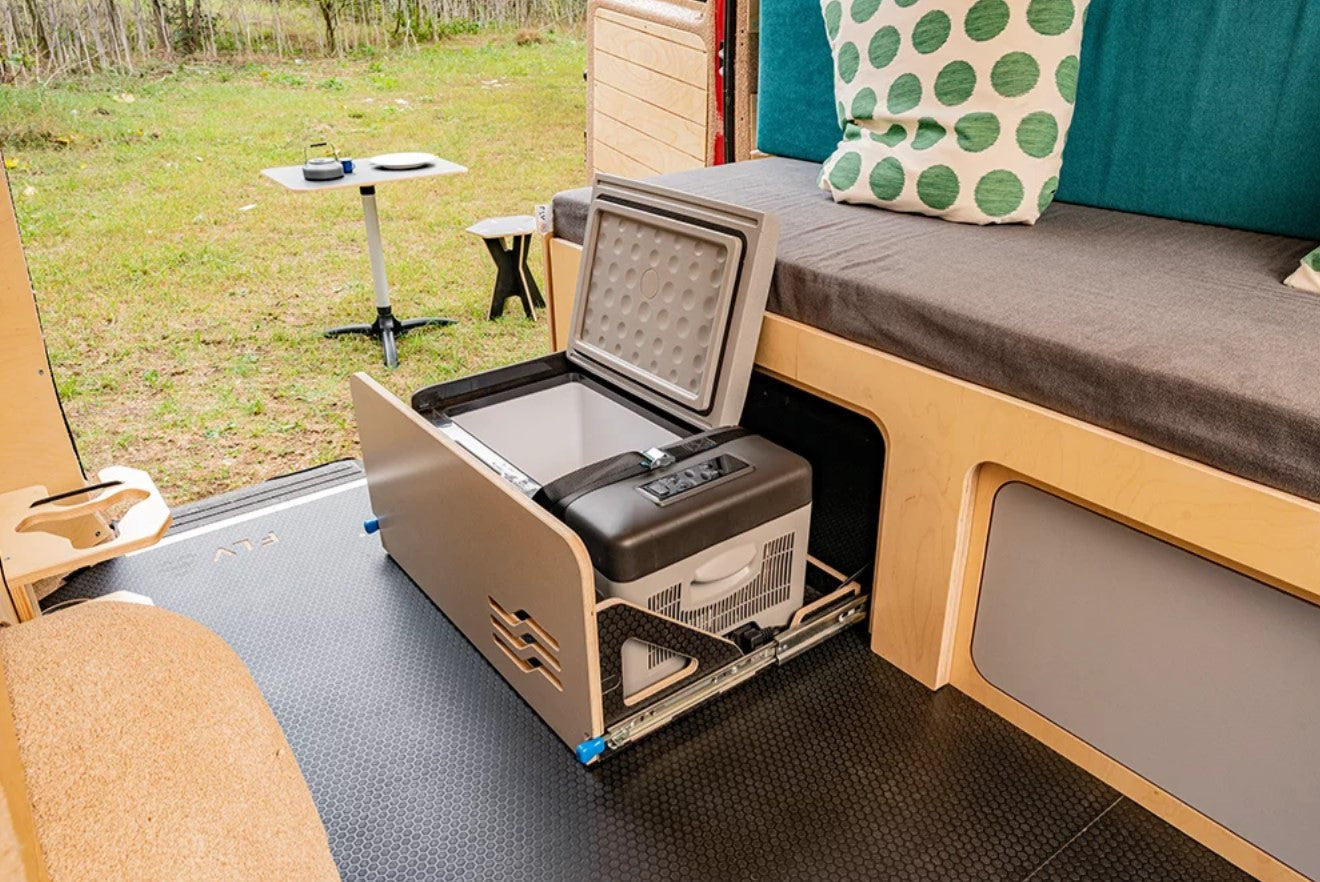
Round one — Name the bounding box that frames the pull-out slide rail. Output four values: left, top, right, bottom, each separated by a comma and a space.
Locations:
580, 592, 869, 762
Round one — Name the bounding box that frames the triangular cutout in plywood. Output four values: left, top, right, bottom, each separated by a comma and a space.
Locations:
621, 638, 697, 708
595, 598, 742, 725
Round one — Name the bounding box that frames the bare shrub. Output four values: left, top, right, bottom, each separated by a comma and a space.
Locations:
0, 0, 584, 79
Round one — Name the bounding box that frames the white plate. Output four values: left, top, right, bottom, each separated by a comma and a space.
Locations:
369, 152, 437, 171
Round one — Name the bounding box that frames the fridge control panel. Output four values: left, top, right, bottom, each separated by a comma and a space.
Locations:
638, 455, 752, 505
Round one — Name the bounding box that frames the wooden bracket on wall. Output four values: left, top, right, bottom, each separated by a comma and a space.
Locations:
1, 161, 172, 625
0, 467, 171, 623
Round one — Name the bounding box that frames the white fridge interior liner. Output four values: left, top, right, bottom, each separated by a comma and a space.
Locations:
450, 380, 680, 486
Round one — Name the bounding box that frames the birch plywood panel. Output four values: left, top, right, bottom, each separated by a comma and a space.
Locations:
0, 165, 86, 500
587, 0, 712, 177
593, 110, 705, 174
596, 6, 705, 50
593, 81, 705, 162
351, 373, 604, 747
593, 16, 707, 89
593, 52, 707, 126
592, 140, 659, 178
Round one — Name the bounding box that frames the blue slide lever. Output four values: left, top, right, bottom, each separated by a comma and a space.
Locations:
575, 737, 606, 765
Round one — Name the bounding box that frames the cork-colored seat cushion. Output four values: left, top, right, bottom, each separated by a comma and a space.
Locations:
0, 602, 340, 882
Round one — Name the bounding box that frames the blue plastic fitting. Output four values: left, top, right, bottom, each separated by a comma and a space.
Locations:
575, 736, 607, 765
363, 517, 380, 535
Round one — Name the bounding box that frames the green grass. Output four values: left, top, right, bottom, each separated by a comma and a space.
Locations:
1, 32, 586, 503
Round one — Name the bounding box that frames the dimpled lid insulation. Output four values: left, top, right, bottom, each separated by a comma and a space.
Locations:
572, 203, 743, 415
567, 176, 779, 429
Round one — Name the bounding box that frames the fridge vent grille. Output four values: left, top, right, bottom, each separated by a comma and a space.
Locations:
644, 533, 794, 669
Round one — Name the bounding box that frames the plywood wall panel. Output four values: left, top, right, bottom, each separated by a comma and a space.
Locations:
592, 110, 705, 174
0, 164, 85, 499
593, 81, 705, 161
593, 51, 708, 125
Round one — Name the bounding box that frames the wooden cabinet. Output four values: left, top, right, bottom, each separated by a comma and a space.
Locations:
586, 0, 761, 177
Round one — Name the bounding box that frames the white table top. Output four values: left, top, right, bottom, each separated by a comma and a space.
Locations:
262, 155, 467, 192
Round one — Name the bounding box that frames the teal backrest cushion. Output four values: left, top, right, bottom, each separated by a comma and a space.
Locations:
756, 0, 839, 164
755, 0, 1320, 239
1058, 1, 1320, 239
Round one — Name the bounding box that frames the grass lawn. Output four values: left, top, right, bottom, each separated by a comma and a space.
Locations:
1, 32, 586, 504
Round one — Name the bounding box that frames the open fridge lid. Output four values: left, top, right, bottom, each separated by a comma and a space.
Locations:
566, 175, 780, 430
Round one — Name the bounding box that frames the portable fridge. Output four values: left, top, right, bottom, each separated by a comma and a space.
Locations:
351, 176, 869, 762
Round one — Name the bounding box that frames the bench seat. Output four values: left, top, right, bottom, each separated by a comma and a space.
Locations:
552, 158, 1320, 503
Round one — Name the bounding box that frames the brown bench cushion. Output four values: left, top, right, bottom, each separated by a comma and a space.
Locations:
0, 602, 339, 882
552, 158, 1320, 503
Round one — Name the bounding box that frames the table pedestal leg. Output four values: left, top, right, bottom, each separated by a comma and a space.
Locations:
323, 185, 455, 369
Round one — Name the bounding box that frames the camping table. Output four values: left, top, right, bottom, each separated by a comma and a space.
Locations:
262, 156, 467, 369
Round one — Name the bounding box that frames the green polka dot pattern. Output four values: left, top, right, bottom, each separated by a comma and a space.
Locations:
873, 123, 907, 145
917, 165, 960, 210
1037, 175, 1059, 214
820, 0, 1091, 223
870, 157, 906, 200
887, 73, 923, 113
838, 42, 861, 83
1015, 111, 1058, 157
1284, 247, 1320, 294
964, 0, 1009, 41
955, 112, 1000, 152
1026, 0, 1073, 36
990, 52, 1039, 98
912, 10, 951, 54
1055, 55, 1078, 104
824, 1, 843, 40
887, 73, 918, 114
851, 87, 879, 119
975, 169, 1024, 216
934, 61, 976, 106
830, 151, 864, 189
869, 26, 902, 69
913, 117, 946, 150
851, 0, 882, 24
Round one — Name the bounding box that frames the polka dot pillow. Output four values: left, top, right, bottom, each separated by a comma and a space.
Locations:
818, 0, 1089, 225
1285, 247, 1320, 294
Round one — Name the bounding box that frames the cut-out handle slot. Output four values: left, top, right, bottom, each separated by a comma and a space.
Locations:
489, 596, 561, 653
491, 631, 564, 691
490, 615, 563, 673
0, 465, 171, 621
17, 484, 150, 549
28, 480, 123, 508
488, 596, 564, 690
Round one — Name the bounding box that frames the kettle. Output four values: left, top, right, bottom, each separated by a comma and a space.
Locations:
302, 141, 345, 181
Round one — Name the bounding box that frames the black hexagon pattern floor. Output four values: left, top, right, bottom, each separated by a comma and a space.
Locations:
48, 464, 1253, 882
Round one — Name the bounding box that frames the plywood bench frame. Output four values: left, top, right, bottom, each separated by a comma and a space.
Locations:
544, 233, 1320, 881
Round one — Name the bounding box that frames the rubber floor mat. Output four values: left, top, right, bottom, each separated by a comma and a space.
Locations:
47, 477, 1252, 882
